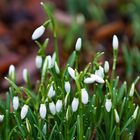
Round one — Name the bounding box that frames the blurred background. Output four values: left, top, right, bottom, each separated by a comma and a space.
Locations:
0, 0, 140, 139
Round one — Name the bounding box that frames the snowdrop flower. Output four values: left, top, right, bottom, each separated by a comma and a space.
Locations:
112, 35, 119, 50
129, 83, 135, 97
46, 55, 52, 69
132, 106, 139, 119
95, 66, 104, 78
51, 52, 56, 67
104, 61, 109, 73
105, 99, 112, 112
39, 104, 47, 119
71, 97, 79, 112
23, 68, 28, 83
42, 123, 47, 134
8, 65, 15, 81
32, 25, 45, 40
64, 81, 71, 93
49, 102, 56, 115
75, 38, 82, 51
56, 100, 62, 113
91, 74, 104, 84
68, 67, 77, 80
0, 115, 4, 122
21, 105, 29, 120
84, 77, 96, 84
48, 85, 55, 98
13, 96, 19, 111
114, 109, 120, 123
35, 56, 42, 69
55, 62, 60, 74
81, 88, 88, 104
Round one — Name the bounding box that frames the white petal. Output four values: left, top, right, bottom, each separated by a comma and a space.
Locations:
114, 109, 120, 123
81, 88, 88, 104
32, 25, 45, 40
8, 65, 15, 80
84, 77, 96, 84
21, 105, 29, 120
105, 99, 112, 112
55, 62, 60, 74
91, 74, 104, 84
42, 123, 47, 134
13, 96, 19, 111
48, 85, 55, 98
56, 100, 62, 113
68, 67, 76, 80
75, 38, 82, 51
49, 102, 56, 115
112, 35, 119, 50
72, 97, 79, 112
64, 81, 71, 93
104, 61, 109, 73
23, 68, 28, 83
132, 106, 139, 119
0, 115, 4, 122
95, 66, 104, 78
39, 104, 47, 119
129, 83, 135, 97
35, 56, 42, 69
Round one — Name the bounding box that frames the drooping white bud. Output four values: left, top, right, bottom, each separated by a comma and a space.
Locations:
55, 62, 60, 74
48, 85, 55, 98
112, 35, 119, 50
64, 81, 71, 93
114, 109, 120, 123
13, 96, 19, 111
35, 56, 42, 69
8, 65, 15, 81
0, 115, 4, 122
71, 97, 79, 112
51, 52, 56, 67
91, 74, 105, 84
129, 83, 135, 97
32, 25, 45, 40
21, 105, 29, 120
42, 123, 47, 134
81, 88, 88, 104
132, 106, 139, 119
104, 61, 109, 73
23, 68, 28, 83
39, 104, 47, 119
56, 100, 62, 113
75, 38, 82, 51
49, 102, 56, 115
68, 67, 76, 80
46, 55, 52, 69
95, 66, 104, 78
105, 99, 112, 112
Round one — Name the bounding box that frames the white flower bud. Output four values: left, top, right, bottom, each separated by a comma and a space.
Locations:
49, 102, 56, 115
46, 55, 52, 69
76, 14, 85, 25
95, 66, 104, 78
51, 52, 56, 67
56, 100, 62, 113
68, 67, 76, 80
105, 99, 112, 112
21, 105, 29, 120
42, 123, 47, 134
32, 25, 45, 40
23, 68, 28, 83
48, 85, 55, 98
104, 61, 109, 73
35, 56, 42, 69
64, 81, 71, 93
39, 104, 47, 119
13, 96, 19, 111
71, 97, 79, 112
75, 38, 82, 51
81, 88, 88, 104
129, 83, 135, 97
132, 106, 139, 119
55, 62, 60, 74
8, 65, 15, 81
0, 115, 4, 122
112, 35, 119, 50
64, 93, 69, 107
114, 109, 120, 123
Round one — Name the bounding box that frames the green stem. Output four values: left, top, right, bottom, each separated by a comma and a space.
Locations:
111, 49, 118, 86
